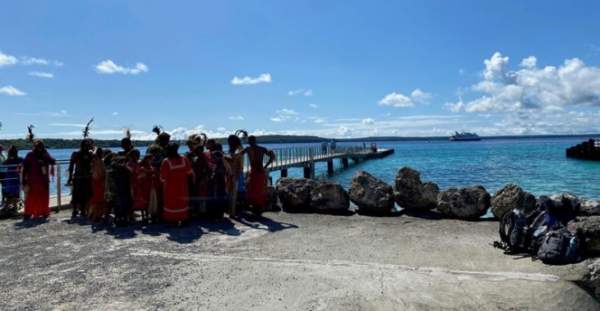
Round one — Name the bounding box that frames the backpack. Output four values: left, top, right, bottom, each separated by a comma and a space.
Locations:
499, 208, 539, 253
536, 227, 580, 265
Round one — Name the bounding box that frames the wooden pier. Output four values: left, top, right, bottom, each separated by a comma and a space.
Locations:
252, 145, 395, 178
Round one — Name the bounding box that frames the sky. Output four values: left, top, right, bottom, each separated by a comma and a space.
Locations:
2, 0, 600, 139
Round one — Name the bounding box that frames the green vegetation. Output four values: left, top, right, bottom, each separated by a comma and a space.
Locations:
1, 134, 599, 150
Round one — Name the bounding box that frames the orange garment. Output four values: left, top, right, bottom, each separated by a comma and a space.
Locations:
160, 156, 192, 223
133, 165, 155, 211
88, 157, 106, 221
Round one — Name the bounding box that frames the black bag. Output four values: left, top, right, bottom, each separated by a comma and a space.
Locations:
537, 228, 580, 264
499, 209, 537, 253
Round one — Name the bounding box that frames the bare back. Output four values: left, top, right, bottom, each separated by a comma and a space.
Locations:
245, 145, 273, 171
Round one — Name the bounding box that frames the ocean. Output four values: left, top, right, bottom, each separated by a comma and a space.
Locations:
7, 136, 600, 201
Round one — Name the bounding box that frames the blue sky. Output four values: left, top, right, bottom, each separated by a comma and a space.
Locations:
2, 1, 600, 139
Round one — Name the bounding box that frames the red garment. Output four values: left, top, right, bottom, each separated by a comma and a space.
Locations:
133, 165, 155, 211
88, 158, 106, 222
247, 169, 268, 207
89, 159, 106, 206
22, 151, 55, 218
160, 156, 192, 223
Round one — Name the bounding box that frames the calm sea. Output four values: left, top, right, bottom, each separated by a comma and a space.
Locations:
8, 136, 600, 201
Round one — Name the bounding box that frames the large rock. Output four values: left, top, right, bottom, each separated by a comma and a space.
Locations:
490, 184, 536, 219
568, 216, 600, 255
583, 258, 600, 300
310, 181, 350, 214
580, 199, 600, 216
550, 193, 581, 211
394, 167, 439, 211
349, 171, 395, 214
276, 178, 318, 212
437, 186, 491, 220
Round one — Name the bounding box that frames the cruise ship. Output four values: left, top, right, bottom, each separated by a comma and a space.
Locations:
449, 131, 481, 141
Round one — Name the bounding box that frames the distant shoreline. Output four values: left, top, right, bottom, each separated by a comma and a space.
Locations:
0, 133, 598, 149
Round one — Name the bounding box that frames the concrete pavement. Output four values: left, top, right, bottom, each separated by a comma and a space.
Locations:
0, 210, 598, 310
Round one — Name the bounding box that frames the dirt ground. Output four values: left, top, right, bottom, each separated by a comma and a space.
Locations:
0, 210, 598, 311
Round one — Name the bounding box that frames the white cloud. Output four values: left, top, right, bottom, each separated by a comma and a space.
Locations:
308, 116, 325, 124
28, 71, 54, 79
410, 89, 432, 104
270, 108, 299, 122
0, 52, 62, 68
288, 88, 313, 96
0, 51, 18, 67
0, 85, 26, 96
361, 118, 375, 125
95, 60, 149, 75
49, 123, 86, 127
379, 92, 412, 107
444, 98, 465, 113
309, 103, 319, 109
466, 52, 600, 113
520, 56, 537, 68
21, 57, 49, 66
231, 73, 271, 85
228, 115, 245, 121
378, 88, 431, 108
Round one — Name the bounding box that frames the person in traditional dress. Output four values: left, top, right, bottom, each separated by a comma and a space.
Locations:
111, 154, 132, 227
125, 149, 141, 222
224, 131, 246, 218
146, 126, 170, 170
185, 134, 210, 217
88, 148, 107, 222
160, 143, 193, 225
67, 119, 95, 218
1, 146, 24, 216
119, 128, 136, 157
22, 126, 56, 219
132, 154, 155, 223
206, 143, 228, 218
244, 136, 275, 214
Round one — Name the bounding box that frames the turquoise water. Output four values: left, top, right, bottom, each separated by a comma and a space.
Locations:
284, 138, 600, 200
5, 137, 600, 201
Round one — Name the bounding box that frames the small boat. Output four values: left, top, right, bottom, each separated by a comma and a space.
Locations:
449, 131, 481, 141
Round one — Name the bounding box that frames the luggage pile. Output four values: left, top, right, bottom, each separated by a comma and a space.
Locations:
495, 194, 584, 265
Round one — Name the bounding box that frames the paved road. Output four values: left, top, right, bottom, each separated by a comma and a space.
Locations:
0, 211, 598, 310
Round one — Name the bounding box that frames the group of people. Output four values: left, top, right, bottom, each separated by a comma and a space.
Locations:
0, 125, 275, 226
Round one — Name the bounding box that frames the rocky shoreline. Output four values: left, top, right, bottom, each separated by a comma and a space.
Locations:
273, 166, 600, 299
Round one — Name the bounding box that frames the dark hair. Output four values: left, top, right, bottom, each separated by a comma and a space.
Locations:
80, 138, 93, 150
248, 135, 257, 145
95, 147, 103, 158
227, 135, 242, 154
206, 139, 217, 151
121, 137, 132, 149
215, 143, 223, 152
158, 132, 171, 146
7, 145, 18, 158
166, 143, 180, 158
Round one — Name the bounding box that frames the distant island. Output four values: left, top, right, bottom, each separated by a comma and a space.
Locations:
0, 133, 598, 150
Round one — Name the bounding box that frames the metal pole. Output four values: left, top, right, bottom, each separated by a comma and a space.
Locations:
56, 163, 62, 211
